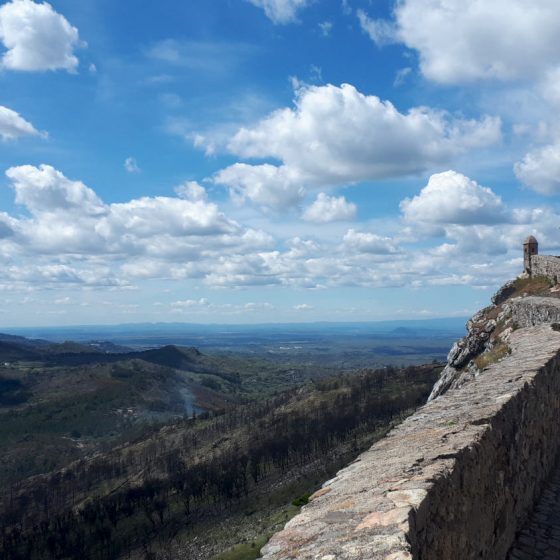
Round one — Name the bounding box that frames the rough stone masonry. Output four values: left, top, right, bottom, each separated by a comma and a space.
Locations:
261, 325, 560, 559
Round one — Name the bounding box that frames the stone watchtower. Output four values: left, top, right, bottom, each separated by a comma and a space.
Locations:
523, 235, 538, 274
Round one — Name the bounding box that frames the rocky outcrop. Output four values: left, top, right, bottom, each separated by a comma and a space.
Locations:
261, 325, 560, 560
492, 279, 517, 306
428, 307, 498, 400
426, 279, 560, 401
429, 279, 560, 401
508, 296, 560, 328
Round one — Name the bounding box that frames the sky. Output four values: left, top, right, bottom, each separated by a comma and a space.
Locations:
0, 0, 560, 326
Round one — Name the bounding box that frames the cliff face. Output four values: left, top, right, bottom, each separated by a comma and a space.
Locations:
429, 276, 560, 400
262, 276, 560, 560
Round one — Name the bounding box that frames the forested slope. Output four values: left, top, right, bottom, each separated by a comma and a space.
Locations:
0, 362, 440, 560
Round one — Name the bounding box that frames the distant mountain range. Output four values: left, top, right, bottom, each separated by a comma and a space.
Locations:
1, 317, 467, 344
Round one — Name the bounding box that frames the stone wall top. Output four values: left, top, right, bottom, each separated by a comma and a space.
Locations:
261, 325, 560, 560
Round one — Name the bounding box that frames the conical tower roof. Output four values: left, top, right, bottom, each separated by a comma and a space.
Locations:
524, 235, 538, 244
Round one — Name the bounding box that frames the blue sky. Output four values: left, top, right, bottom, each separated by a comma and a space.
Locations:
0, 0, 559, 326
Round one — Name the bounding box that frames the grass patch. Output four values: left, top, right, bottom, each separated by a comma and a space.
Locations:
291, 493, 311, 507
474, 342, 510, 370
511, 275, 553, 298
214, 534, 270, 560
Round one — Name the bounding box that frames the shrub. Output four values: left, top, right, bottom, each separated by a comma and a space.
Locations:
291, 493, 311, 507
474, 343, 510, 370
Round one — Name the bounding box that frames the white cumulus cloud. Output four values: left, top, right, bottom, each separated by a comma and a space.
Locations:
401, 170, 508, 224
7, 164, 104, 216
362, 0, 560, 84
175, 181, 208, 202
221, 84, 500, 204
514, 143, 560, 195
3, 165, 273, 265
214, 163, 305, 210
0, 0, 82, 72
343, 229, 399, 254
246, 0, 311, 24
302, 192, 356, 223
0, 105, 44, 140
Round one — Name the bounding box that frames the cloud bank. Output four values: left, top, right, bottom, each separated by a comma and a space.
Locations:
0, 164, 558, 298
216, 83, 501, 209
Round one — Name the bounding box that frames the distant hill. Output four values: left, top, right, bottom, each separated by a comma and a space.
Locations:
138, 344, 202, 369
0, 333, 132, 360
390, 326, 418, 336
0, 332, 51, 348
0, 340, 43, 362
0, 334, 203, 368
85, 340, 132, 353
0, 332, 338, 489
3, 317, 467, 342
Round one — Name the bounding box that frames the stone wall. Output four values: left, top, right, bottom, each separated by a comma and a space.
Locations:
531, 255, 560, 282
261, 325, 560, 560
509, 296, 560, 328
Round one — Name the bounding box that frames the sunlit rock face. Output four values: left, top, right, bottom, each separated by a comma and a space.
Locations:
430, 277, 560, 402
261, 325, 560, 559
262, 244, 560, 559
428, 279, 517, 401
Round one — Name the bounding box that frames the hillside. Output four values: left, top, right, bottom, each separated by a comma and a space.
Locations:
0, 332, 442, 560
429, 275, 560, 400
0, 338, 348, 490
8, 321, 462, 370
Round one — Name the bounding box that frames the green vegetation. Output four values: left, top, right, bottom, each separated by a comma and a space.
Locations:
474, 342, 511, 370
291, 493, 311, 507
0, 332, 443, 559
0, 377, 29, 405
214, 535, 270, 560
0, 358, 208, 485
510, 275, 554, 298
0, 342, 344, 486
0, 365, 440, 558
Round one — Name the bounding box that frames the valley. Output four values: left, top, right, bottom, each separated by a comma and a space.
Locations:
0, 324, 453, 559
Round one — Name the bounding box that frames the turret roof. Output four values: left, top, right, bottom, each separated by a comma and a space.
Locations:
524, 235, 538, 244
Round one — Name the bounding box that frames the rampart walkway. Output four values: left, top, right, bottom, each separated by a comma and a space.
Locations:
261, 325, 560, 559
